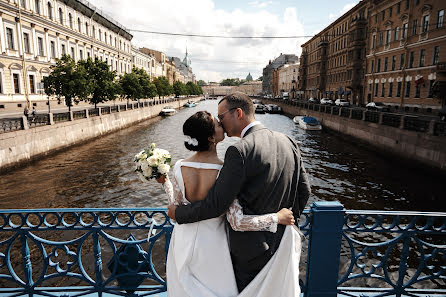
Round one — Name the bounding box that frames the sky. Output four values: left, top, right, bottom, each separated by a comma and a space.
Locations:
87, 0, 360, 82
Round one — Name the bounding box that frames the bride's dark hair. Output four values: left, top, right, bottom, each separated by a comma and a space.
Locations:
183, 111, 215, 151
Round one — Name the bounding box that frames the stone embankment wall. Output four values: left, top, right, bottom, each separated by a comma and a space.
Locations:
0, 98, 195, 171
263, 99, 446, 171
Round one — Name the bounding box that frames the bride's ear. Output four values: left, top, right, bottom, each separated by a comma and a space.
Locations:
208, 136, 216, 143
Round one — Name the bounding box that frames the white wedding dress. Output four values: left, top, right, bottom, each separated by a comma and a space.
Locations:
162, 160, 302, 297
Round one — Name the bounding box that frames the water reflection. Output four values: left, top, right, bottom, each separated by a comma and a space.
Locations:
0, 100, 443, 212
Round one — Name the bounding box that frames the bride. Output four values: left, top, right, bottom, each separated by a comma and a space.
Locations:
157, 111, 300, 297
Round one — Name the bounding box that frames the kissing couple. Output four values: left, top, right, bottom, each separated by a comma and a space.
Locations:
157, 92, 311, 296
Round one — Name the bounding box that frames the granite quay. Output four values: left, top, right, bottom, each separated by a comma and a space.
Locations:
0, 202, 444, 297
260, 97, 446, 171
0, 96, 198, 171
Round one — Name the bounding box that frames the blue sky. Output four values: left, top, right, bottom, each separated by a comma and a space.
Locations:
89, 0, 360, 82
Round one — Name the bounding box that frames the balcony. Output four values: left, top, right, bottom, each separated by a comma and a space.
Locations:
0, 203, 445, 296
436, 62, 446, 73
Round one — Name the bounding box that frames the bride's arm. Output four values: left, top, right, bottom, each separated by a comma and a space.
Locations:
161, 175, 183, 206
226, 200, 294, 233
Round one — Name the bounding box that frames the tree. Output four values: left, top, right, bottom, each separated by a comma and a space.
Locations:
173, 81, 187, 97
197, 80, 207, 86
220, 78, 244, 86
42, 55, 90, 112
153, 76, 173, 98
119, 67, 157, 102
257, 76, 263, 81
79, 58, 118, 108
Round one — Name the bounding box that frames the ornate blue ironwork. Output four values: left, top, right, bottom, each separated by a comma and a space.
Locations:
0, 206, 444, 297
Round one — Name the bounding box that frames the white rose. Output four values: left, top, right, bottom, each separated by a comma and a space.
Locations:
140, 161, 150, 172
158, 164, 170, 175
137, 171, 147, 183
147, 156, 159, 167
142, 166, 153, 177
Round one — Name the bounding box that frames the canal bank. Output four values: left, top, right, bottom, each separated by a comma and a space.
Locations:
0, 97, 198, 172
262, 99, 446, 172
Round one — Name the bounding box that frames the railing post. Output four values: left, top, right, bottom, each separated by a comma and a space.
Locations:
399, 115, 406, 129
362, 110, 367, 121
98, 107, 102, 116
428, 120, 436, 135
378, 113, 384, 125
117, 105, 120, 112
69, 111, 74, 121
85, 109, 89, 118
48, 113, 54, 125
21, 116, 29, 130
305, 201, 344, 297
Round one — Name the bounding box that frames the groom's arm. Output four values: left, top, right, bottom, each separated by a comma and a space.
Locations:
175, 146, 246, 224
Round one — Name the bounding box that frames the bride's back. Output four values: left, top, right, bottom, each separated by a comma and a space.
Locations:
181, 166, 220, 203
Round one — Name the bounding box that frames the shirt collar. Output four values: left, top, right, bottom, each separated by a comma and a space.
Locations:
241, 121, 261, 138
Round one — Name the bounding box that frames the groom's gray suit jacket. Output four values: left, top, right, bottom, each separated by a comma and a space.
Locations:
175, 124, 311, 276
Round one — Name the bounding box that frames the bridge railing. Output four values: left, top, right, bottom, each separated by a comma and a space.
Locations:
0, 202, 444, 297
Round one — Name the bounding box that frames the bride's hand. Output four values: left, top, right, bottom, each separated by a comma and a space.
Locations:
277, 208, 295, 225
156, 175, 168, 184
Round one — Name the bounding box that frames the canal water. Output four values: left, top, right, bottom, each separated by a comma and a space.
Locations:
0, 99, 444, 212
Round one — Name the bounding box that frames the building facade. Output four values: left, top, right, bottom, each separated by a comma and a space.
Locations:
274, 63, 299, 98
299, 0, 368, 105
366, 0, 445, 109
0, 0, 133, 109
262, 53, 299, 95
131, 46, 153, 76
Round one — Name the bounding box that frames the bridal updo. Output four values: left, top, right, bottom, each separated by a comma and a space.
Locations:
183, 111, 215, 151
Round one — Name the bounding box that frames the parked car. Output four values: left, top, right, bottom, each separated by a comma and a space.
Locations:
439, 106, 446, 121
320, 98, 334, 105
335, 99, 350, 107
366, 102, 390, 112
308, 98, 320, 104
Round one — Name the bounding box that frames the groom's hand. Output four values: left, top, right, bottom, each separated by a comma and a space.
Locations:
168, 204, 177, 220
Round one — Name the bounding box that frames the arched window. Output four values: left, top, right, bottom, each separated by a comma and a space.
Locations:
77, 18, 81, 32
85, 22, 89, 35
47, 2, 52, 20
35, 0, 40, 14
110, 35, 112, 44
104, 32, 107, 43
92, 26, 96, 38
114, 37, 117, 47
58, 7, 63, 25
98, 29, 102, 41
69, 13, 73, 29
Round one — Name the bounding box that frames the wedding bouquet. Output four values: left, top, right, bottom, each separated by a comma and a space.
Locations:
134, 143, 172, 182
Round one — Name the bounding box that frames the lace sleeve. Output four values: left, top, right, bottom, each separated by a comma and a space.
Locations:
226, 199, 278, 233
162, 175, 183, 206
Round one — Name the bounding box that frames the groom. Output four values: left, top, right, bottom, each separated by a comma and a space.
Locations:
168, 92, 311, 291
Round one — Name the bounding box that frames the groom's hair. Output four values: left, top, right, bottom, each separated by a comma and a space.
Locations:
183, 111, 215, 152
219, 92, 254, 118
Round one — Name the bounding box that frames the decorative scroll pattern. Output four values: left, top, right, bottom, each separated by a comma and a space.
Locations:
0, 208, 173, 296
339, 210, 446, 296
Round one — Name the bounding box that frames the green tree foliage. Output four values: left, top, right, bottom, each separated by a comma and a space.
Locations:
42, 55, 90, 112
79, 58, 119, 108
257, 76, 263, 81
220, 78, 245, 86
173, 81, 187, 97
153, 76, 173, 98
119, 67, 157, 101
185, 81, 203, 96
197, 80, 207, 86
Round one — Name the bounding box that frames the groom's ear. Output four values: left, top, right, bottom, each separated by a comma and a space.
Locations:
235, 108, 244, 119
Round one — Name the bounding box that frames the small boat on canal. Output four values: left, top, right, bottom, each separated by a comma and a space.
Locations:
184, 101, 196, 108
293, 116, 322, 130
159, 106, 176, 116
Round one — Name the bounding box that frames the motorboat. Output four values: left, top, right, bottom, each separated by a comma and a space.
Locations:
255, 104, 267, 114
265, 104, 283, 114
159, 106, 176, 116
184, 101, 196, 108
293, 116, 322, 130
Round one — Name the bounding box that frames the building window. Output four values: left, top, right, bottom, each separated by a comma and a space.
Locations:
6, 28, 14, 50
384, 57, 388, 71
405, 81, 410, 97
20, 0, 26, 8
85, 22, 89, 35
409, 51, 414, 68
35, 0, 40, 14
29, 75, 35, 94
371, 60, 374, 73
389, 7, 392, 17
77, 18, 81, 32
433, 46, 440, 64
438, 10, 444, 28
99, 29, 102, 41
71, 47, 75, 58
405, 0, 409, 10
402, 23, 408, 39
422, 15, 429, 33
38, 37, 44, 56
394, 27, 399, 40
61, 44, 66, 55
386, 29, 391, 44
388, 82, 393, 97
58, 8, 63, 24
419, 49, 425, 67
428, 80, 434, 98
47, 2, 52, 20
382, 10, 385, 21
415, 85, 420, 98
397, 2, 401, 14
377, 59, 381, 72
92, 26, 96, 38
23, 32, 30, 53
369, 83, 372, 91
400, 53, 405, 69
372, 35, 376, 48
374, 83, 378, 96
50, 41, 56, 58
381, 83, 385, 97
379, 32, 383, 45
105, 32, 107, 44
69, 13, 73, 29
412, 19, 417, 35
13, 73, 20, 94
397, 82, 402, 97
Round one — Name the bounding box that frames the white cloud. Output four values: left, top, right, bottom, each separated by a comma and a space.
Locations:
248, 1, 273, 9
328, 2, 357, 21
87, 0, 304, 82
